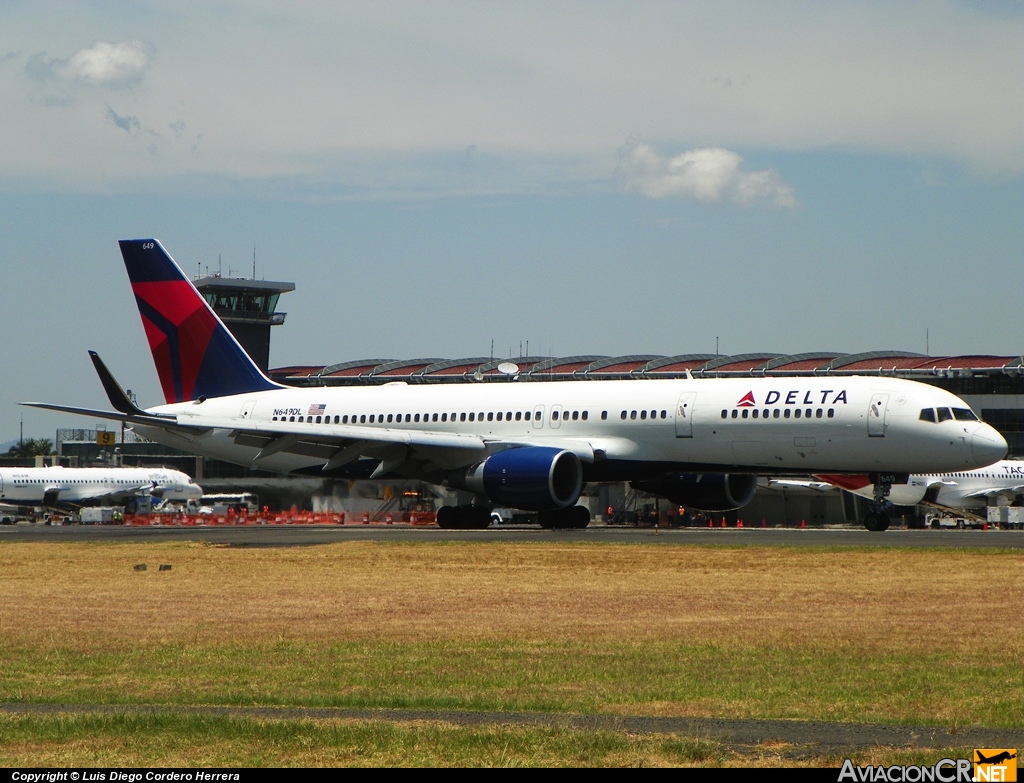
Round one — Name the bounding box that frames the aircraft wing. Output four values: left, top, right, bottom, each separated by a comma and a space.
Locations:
39, 484, 130, 507
178, 414, 489, 451
107, 483, 161, 501
172, 415, 604, 475
763, 478, 836, 492
42, 486, 68, 507
959, 484, 1024, 500
20, 403, 489, 470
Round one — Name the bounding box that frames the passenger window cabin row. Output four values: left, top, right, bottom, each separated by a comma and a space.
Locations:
269, 405, 985, 425
621, 410, 669, 420
720, 408, 836, 420
273, 411, 545, 424
271, 410, 596, 424
268, 408, 680, 425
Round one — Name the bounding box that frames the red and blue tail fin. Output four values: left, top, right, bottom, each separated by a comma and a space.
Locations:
119, 239, 281, 404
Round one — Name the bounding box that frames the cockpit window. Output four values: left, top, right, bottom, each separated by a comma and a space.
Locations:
936, 407, 953, 422
919, 408, 936, 423
952, 408, 978, 421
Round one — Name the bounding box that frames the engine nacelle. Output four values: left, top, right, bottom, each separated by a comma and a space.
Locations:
631, 473, 758, 512
455, 447, 583, 511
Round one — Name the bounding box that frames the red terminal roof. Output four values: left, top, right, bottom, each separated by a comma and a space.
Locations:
269, 352, 1023, 383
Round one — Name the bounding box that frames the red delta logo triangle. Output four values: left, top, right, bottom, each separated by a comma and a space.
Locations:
736, 391, 756, 407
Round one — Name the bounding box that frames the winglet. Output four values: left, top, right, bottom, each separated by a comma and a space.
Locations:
89, 350, 150, 416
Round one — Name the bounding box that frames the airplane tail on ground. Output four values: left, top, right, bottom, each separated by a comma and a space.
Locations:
119, 239, 280, 404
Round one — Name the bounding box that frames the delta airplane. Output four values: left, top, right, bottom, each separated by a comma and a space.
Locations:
0, 465, 201, 511
23, 239, 1007, 530
818, 460, 1024, 520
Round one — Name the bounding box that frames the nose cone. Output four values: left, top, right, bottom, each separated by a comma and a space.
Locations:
972, 426, 1008, 467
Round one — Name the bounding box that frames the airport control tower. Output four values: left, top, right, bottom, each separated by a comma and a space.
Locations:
192, 275, 295, 373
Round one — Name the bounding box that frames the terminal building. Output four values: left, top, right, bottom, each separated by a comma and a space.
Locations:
47, 272, 1024, 525
193, 273, 295, 373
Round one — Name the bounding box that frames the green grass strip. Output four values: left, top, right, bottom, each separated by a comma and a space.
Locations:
3, 640, 1020, 728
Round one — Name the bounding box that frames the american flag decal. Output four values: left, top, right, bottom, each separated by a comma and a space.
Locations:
308, 404, 326, 416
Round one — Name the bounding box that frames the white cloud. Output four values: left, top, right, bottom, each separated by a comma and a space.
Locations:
65, 40, 152, 86
618, 144, 798, 209
27, 40, 153, 88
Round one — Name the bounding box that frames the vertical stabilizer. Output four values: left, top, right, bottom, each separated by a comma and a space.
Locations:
119, 239, 281, 403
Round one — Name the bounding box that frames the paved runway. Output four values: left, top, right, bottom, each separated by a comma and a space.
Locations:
2, 522, 1022, 548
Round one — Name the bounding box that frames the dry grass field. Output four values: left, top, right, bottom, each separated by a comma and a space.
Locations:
0, 539, 1021, 765
3, 540, 1021, 648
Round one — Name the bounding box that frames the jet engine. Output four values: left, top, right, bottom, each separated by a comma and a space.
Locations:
631, 473, 758, 512
453, 446, 583, 511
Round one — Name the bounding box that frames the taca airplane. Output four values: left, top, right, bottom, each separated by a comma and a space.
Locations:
23, 239, 1007, 530
817, 460, 1024, 517
0, 465, 201, 512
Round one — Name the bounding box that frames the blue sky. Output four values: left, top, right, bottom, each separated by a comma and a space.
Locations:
1, 1, 1021, 444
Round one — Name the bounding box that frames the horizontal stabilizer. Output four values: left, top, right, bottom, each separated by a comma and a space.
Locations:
20, 402, 132, 423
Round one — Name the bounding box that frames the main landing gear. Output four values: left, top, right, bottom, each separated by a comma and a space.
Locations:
537, 505, 591, 530
436, 505, 491, 530
863, 478, 893, 532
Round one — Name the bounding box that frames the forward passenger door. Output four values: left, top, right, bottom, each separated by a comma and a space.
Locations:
675, 392, 696, 438
868, 393, 889, 437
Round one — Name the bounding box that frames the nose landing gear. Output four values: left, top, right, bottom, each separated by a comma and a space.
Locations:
863, 476, 894, 532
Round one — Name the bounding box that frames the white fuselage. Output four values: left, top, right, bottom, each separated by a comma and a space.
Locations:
0, 466, 202, 507
133, 375, 1006, 478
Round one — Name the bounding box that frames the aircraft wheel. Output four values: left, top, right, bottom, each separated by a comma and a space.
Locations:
468, 507, 491, 529
863, 512, 890, 532
538, 508, 573, 529
538, 507, 587, 530
452, 506, 472, 530
436, 506, 457, 529
572, 505, 591, 529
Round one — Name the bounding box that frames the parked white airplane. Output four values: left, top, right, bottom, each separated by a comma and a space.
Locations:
0, 465, 201, 510
23, 239, 1007, 530
818, 461, 1024, 512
